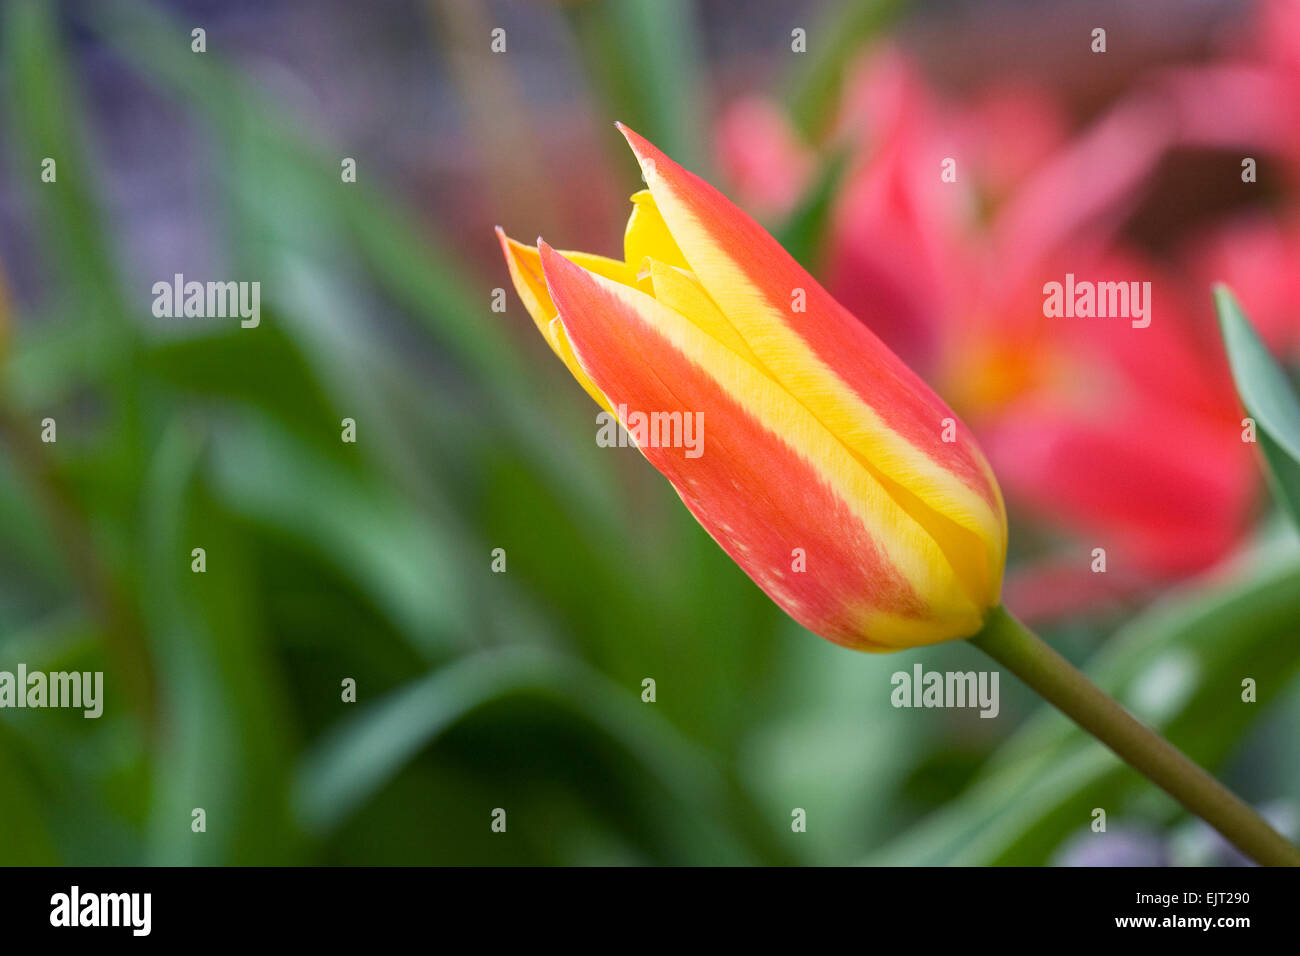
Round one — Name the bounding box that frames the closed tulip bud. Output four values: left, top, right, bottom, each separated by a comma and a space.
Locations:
497, 124, 1007, 651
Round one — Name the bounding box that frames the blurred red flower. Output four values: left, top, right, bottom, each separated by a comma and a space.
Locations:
716, 18, 1300, 618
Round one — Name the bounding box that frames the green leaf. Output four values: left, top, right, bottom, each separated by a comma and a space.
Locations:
204, 417, 476, 659
565, 0, 706, 172
294, 646, 757, 864
0, 728, 59, 864
1, 0, 131, 330
1216, 284, 1300, 526
775, 147, 850, 274
141, 322, 341, 450
140, 422, 302, 865
785, 0, 909, 140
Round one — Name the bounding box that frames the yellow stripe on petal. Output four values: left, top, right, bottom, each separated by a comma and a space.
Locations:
644, 259, 759, 365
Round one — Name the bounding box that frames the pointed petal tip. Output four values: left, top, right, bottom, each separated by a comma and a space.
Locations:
537, 240, 587, 291
536, 239, 564, 276
538, 239, 569, 268
614, 122, 656, 161
496, 227, 533, 261
495, 226, 514, 262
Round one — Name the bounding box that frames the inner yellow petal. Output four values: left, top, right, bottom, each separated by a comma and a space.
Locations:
565, 250, 635, 287
624, 190, 690, 274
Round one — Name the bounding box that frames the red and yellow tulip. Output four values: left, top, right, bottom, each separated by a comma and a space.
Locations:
497, 125, 1007, 652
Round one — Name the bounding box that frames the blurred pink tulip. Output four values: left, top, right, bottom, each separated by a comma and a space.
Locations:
715, 97, 812, 219
714, 38, 1283, 615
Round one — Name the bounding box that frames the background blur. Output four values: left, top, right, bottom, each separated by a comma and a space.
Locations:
1, 0, 1298, 865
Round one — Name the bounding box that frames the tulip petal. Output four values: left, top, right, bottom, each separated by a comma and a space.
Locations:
497, 228, 554, 331
615, 124, 1006, 602
539, 241, 986, 649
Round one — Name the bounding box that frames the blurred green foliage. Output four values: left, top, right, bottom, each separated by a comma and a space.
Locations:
0, 0, 1297, 867
776, 146, 851, 273
565, 0, 708, 174
785, 0, 908, 140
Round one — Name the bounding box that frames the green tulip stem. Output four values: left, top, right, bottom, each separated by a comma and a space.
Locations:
970, 605, 1300, 866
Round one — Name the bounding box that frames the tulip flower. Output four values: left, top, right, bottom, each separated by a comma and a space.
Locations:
497, 127, 1300, 867
499, 123, 1007, 652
